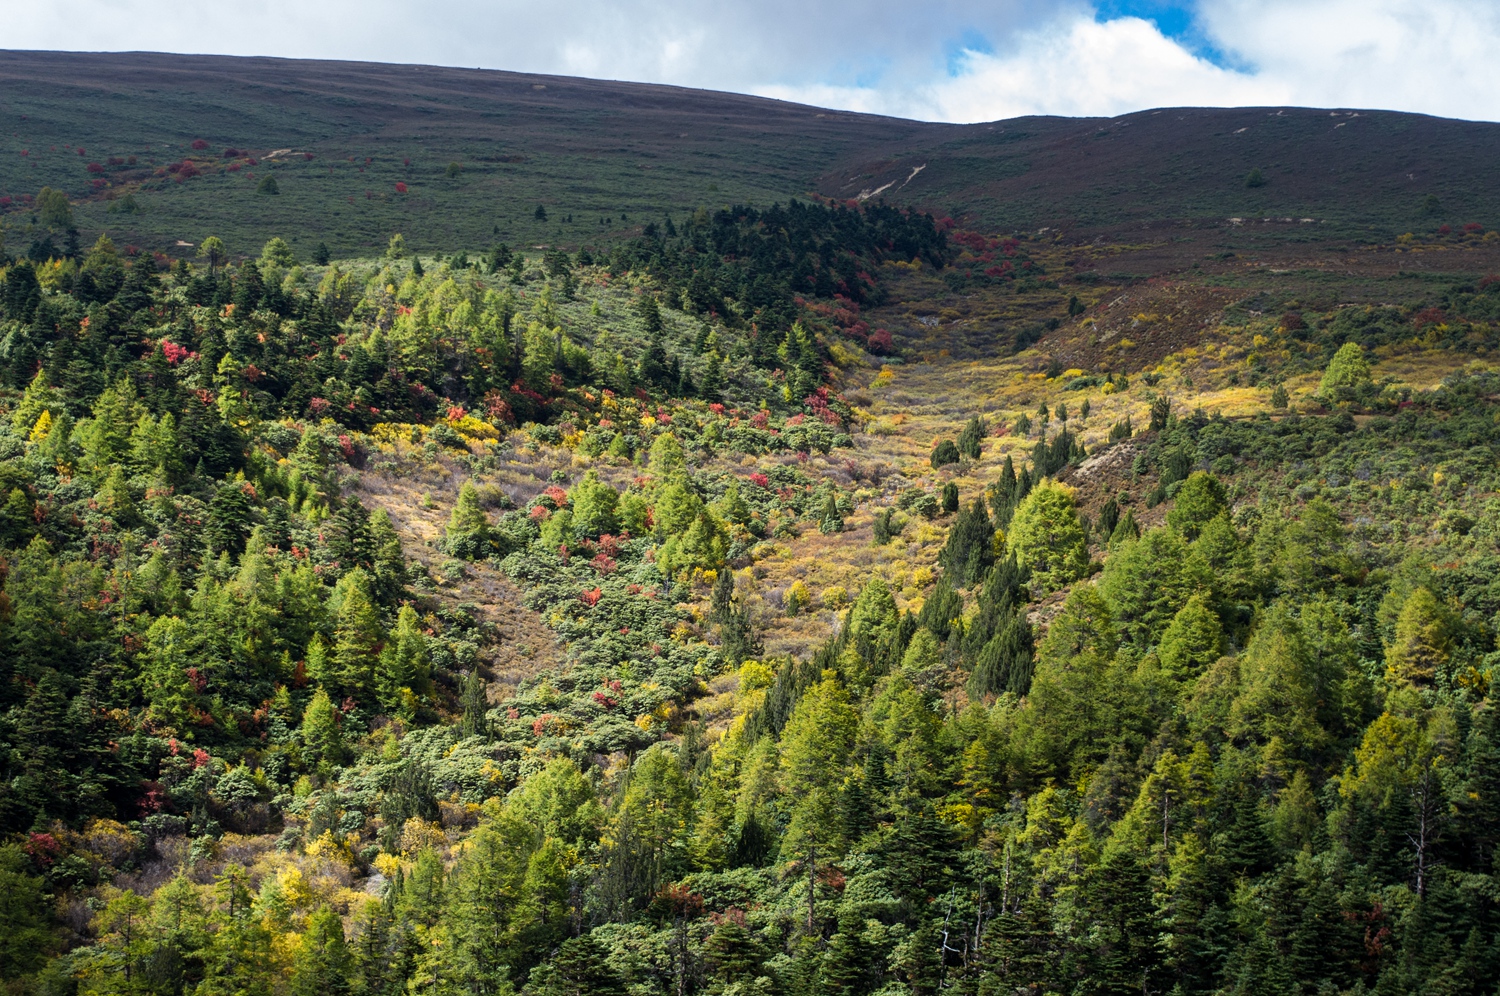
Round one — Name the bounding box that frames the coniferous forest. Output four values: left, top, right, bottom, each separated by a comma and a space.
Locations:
6, 144, 1500, 996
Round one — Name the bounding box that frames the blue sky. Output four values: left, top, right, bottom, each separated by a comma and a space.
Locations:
7, 0, 1500, 123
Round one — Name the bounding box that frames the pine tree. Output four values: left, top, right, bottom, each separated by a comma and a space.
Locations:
377, 605, 429, 713
957, 415, 986, 460
459, 670, 489, 740
821, 912, 874, 993
819, 493, 844, 534
700, 349, 726, 401
301, 688, 347, 768
290, 907, 352, 996
444, 481, 494, 560
331, 568, 382, 698
940, 499, 994, 587
1157, 594, 1223, 682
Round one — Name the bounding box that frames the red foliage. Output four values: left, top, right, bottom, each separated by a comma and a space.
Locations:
1465, 222, 1485, 233
591, 553, 617, 574
25, 833, 62, 866
191, 139, 209, 150
868, 328, 893, 354
0, 197, 10, 208
749, 472, 769, 488
446, 404, 467, 421
85, 161, 104, 174
1413, 307, 1448, 328
137, 784, 166, 815
185, 667, 207, 692
395, 181, 408, 193
580, 587, 602, 607
304, 152, 314, 161
652, 883, 705, 917
308, 397, 332, 415
597, 534, 621, 557
543, 484, 569, 507
337, 434, 355, 460
749, 410, 770, 429
481, 390, 515, 424
1439, 224, 1453, 235
532, 713, 553, 736
191, 748, 211, 768
161, 341, 191, 364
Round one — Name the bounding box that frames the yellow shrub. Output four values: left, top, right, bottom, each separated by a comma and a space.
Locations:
399, 818, 448, 856
738, 659, 774, 691
452, 415, 500, 441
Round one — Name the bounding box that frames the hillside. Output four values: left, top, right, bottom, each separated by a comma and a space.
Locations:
7, 47, 1500, 996
2, 51, 1500, 259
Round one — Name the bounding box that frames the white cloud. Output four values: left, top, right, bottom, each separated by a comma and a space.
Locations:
760, 15, 1284, 122
5, 1, 1500, 123
1203, 0, 1500, 121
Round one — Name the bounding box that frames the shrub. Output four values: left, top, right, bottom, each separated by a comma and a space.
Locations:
1318, 342, 1371, 402
785, 580, 811, 616
931, 439, 960, 468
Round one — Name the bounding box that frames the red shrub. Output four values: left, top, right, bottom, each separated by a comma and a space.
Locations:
191, 139, 209, 150
85, 162, 104, 174
395, 181, 408, 193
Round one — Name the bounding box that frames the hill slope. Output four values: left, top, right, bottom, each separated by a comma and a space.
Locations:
2, 51, 1499, 257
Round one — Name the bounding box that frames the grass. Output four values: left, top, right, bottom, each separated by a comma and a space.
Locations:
7, 52, 1500, 260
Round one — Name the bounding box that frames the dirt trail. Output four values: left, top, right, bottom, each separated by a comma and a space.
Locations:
356, 467, 564, 700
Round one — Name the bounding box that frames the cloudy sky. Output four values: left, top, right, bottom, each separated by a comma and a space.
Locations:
9, 0, 1499, 123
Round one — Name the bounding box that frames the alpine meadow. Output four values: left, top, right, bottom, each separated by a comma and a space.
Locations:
6, 47, 1500, 996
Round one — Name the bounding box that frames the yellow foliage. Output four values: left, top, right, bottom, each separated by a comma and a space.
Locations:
28, 410, 52, 442
399, 817, 447, 856
451, 415, 500, 441
276, 866, 318, 912
372, 852, 404, 879
371, 422, 425, 446
305, 830, 357, 868
739, 659, 774, 691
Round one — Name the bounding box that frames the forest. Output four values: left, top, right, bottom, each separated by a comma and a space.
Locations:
2, 187, 1500, 996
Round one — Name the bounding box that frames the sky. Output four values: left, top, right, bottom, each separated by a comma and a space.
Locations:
8, 0, 1500, 123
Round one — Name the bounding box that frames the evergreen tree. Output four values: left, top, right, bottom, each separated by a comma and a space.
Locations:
460, 670, 489, 740
290, 907, 352, 996
957, 415, 986, 460
939, 498, 994, 587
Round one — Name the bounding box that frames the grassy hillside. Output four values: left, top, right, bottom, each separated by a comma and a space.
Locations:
2, 51, 1500, 260
0, 50, 951, 259
820, 106, 1500, 237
